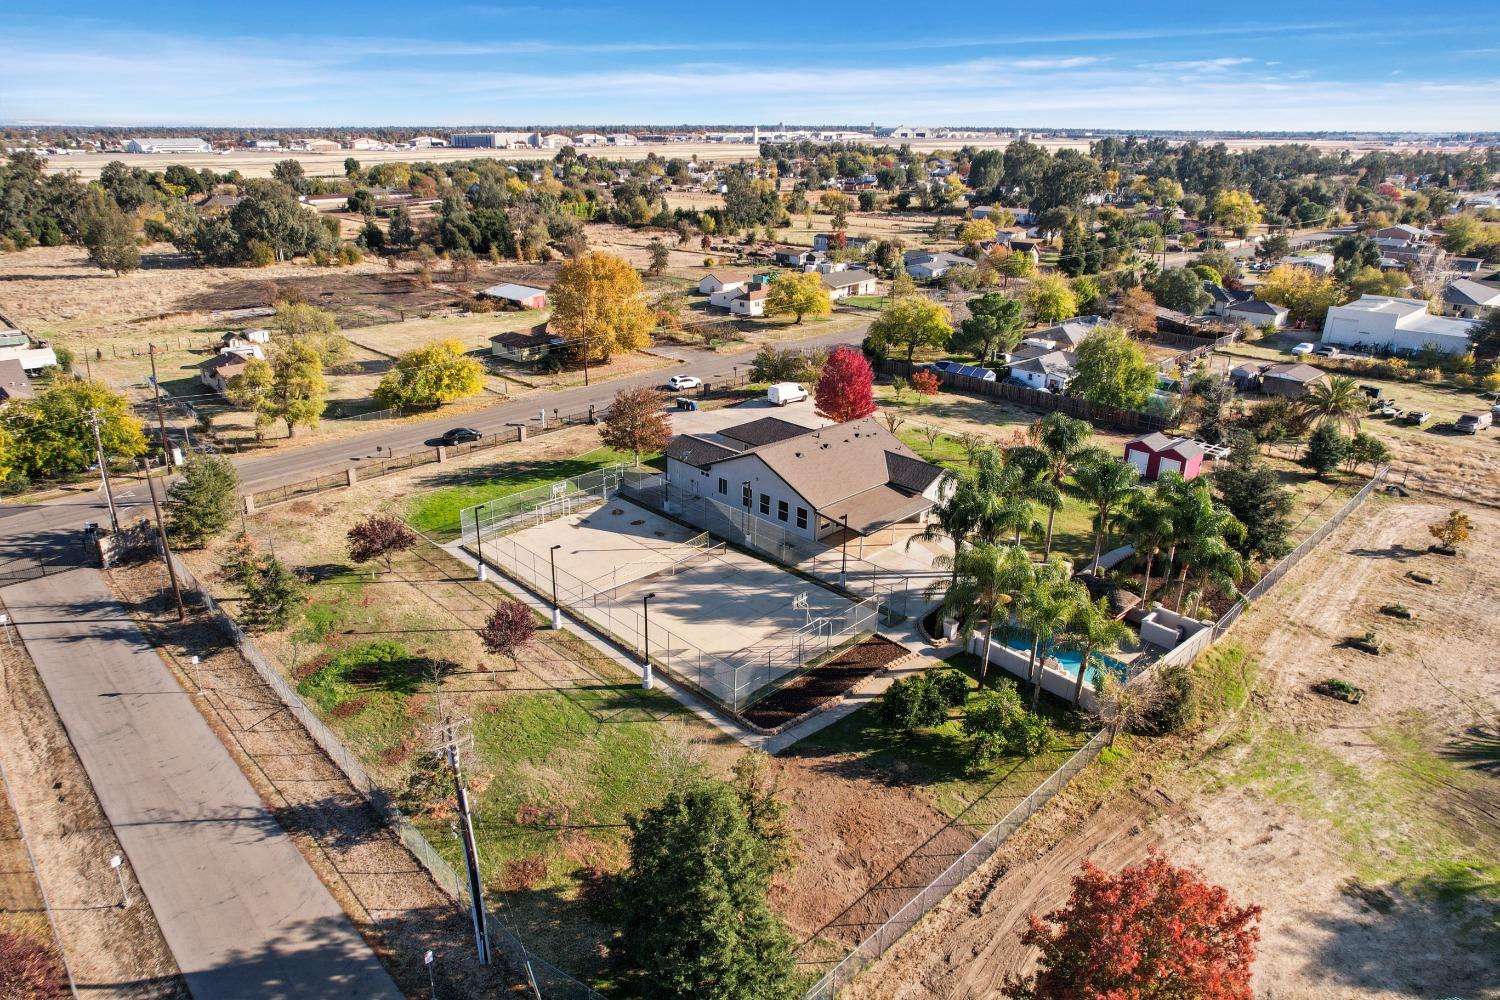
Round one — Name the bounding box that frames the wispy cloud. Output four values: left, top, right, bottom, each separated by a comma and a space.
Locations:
1156, 57, 1254, 71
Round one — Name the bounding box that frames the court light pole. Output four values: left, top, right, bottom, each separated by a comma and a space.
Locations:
549, 544, 562, 629
839, 514, 850, 589
640, 593, 656, 690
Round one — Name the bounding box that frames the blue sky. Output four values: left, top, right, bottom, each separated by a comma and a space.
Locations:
4, 2, 1498, 129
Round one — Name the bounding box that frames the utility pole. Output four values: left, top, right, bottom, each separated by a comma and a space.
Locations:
149, 343, 172, 470
89, 410, 121, 536
431, 718, 491, 966
143, 458, 186, 621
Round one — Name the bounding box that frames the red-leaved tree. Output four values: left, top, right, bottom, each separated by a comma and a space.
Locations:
600, 386, 671, 467
478, 599, 537, 679
815, 345, 877, 423
1003, 851, 1261, 1000
347, 513, 418, 572
910, 369, 941, 398
0, 931, 65, 1000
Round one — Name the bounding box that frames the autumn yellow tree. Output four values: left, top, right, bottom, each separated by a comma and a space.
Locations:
374, 339, 485, 408
765, 272, 832, 324
958, 218, 998, 245
549, 251, 655, 384
1254, 265, 1347, 324
1212, 189, 1262, 236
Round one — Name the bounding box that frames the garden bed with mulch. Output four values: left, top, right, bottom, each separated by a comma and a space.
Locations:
740, 635, 912, 731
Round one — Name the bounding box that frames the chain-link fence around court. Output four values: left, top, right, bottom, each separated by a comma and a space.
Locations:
458, 466, 883, 714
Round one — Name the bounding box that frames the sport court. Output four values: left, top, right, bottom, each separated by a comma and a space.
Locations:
497, 498, 873, 710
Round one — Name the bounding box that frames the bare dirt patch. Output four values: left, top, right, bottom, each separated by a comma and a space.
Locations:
842, 496, 1500, 1000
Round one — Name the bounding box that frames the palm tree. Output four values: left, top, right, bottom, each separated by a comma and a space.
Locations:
1299, 374, 1365, 433
1061, 596, 1133, 707
937, 542, 1032, 686
1017, 559, 1081, 711
1066, 453, 1142, 573
1032, 413, 1093, 558
907, 469, 980, 587
1165, 481, 1247, 612
1121, 489, 1174, 607
1003, 445, 1058, 549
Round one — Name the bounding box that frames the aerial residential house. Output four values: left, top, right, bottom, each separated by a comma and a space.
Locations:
198, 352, 253, 394
821, 268, 879, 300
812, 233, 872, 253
479, 283, 549, 310
903, 250, 972, 280
1259, 362, 1327, 399
663, 416, 945, 542
771, 246, 820, 269
221, 329, 271, 352
1006, 348, 1077, 393
1278, 253, 1336, 275
1223, 298, 1289, 329
1030, 314, 1108, 349
1202, 282, 1253, 317
698, 271, 752, 296
1321, 295, 1479, 356
0, 358, 34, 401
196, 192, 243, 212
0, 330, 58, 373
489, 325, 565, 362
1004, 238, 1042, 263
1124, 433, 1205, 482
1439, 279, 1500, 319
709, 281, 769, 317
125, 136, 211, 153
1372, 223, 1432, 243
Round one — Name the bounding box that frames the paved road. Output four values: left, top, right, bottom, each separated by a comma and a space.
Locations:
0, 569, 405, 1000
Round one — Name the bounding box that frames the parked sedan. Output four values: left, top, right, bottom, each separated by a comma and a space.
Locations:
667, 374, 702, 391
440, 427, 483, 445
1290, 342, 1316, 356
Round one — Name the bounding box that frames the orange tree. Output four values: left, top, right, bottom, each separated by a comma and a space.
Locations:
814, 345, 877, 422
599, 386, 670, 466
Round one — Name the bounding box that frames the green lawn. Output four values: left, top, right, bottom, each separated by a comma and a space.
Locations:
841, 295, 887, 310
405, 446, 646, 538
797, 653, 1093, 825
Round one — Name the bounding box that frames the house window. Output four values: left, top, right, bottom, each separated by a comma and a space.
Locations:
718, 477, 728, 496
742, 484, 752, 508
759, 493, 770, 515
796, 507, 808, 530
777, 500, 789, 522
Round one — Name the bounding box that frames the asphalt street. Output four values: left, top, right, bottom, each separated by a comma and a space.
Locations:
0, 569, 405, 1000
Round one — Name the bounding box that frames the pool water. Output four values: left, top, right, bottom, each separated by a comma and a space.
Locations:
999, 631, 1130, 686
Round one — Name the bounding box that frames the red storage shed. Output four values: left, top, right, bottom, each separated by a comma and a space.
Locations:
1124, 433, 1206, 482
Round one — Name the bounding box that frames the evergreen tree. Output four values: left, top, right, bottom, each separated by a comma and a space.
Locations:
1211, 442, 1293, 561
620, 780, 797, 1000
166, 454, 239, 548
1302, 423, 1349, 479
242, 556, 302, 632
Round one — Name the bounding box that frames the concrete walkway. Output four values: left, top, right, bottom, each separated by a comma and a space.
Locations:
1, 569, 403, 1000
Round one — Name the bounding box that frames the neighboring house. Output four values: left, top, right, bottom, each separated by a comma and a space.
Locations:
1439, 279, 1500, 319
1030, 314, 1108, 349
1005, 238, 1043, 262
1279, 253, 1336, 275
199, 352, 253, 394
0, 331, 58, 373
1372, 224, 1432, 243
1259, 362, 1327, 399
196, 193, 243, 212
709, 282, 769, 317
222, 329, 270, 349
1223, 298, 1289, 329
1451, 256, 1485, 275
771, 246, 819, 268
1124, 433, 1205, 482
698, 271, 752, 295
812, 233, 872, 253
0, 358, 34, 401
821, 269, 878, 300
1321, 295, 1479, 355
1006, 347, 1077, 392
490, 326, 564, 362
479, 283, 548, 310
1202, 282, 1253, 317
903, 250, 972, 279
663, 415, 945, 542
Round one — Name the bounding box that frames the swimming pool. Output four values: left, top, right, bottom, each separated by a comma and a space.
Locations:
998, 631, 1130, 686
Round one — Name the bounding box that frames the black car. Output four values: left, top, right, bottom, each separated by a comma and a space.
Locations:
441, 427, 483, 445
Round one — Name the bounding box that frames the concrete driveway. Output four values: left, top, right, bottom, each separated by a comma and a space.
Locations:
0, 569, 403, 1000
